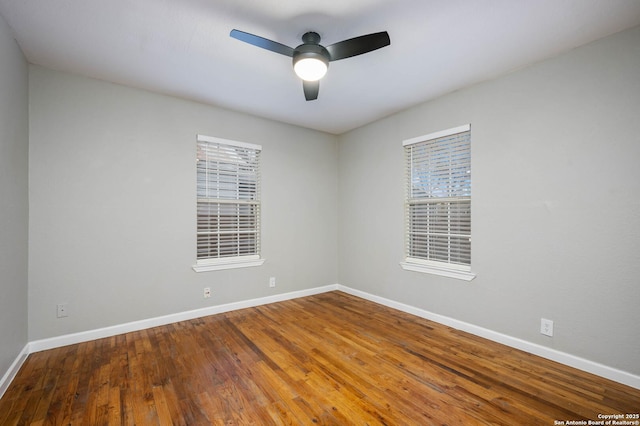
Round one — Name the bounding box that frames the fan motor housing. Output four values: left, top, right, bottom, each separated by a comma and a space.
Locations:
293, 43, 330, 65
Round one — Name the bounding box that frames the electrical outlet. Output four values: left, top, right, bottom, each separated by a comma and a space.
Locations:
57, 303, 68, 318
540, 318, 554, 337
269, 277, 276, 288
203, 287, 211, 298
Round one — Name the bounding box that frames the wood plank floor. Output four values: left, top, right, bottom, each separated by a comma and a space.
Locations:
1, 291, 638, 425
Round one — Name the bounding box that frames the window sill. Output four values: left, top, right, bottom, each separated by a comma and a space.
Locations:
192, 257, 265, 272
400, 260, 476, 281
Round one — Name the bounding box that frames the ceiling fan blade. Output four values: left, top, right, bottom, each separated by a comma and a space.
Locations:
303, 80, 319, 101
230, 29, 295, 57
326, 31, 390, 61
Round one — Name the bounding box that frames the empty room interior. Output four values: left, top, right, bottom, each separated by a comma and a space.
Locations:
1, 1, 639, 424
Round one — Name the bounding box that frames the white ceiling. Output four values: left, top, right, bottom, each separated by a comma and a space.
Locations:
1, 0, 639, 134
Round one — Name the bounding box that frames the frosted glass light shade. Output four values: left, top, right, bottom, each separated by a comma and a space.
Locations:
294, 57, 328, 81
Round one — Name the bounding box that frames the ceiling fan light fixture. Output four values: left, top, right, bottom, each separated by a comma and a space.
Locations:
293, 56, 328, 81
230, 28, 390, 100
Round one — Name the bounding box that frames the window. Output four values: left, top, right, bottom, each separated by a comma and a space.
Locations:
192, 135, 264, 272
400, 124, 475, 281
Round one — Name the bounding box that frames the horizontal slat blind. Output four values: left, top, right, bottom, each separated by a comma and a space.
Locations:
405, 127, 471, 267
196, 136, 261, 261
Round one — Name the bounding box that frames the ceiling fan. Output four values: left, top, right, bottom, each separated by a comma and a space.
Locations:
230, 29, 391, 101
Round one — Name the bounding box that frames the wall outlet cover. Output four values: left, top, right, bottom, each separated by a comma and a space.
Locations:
540, 318, 554, 337
56, 303, 68, 318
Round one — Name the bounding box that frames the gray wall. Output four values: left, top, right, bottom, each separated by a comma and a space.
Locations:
338, 26, 640, 375
0, 14, 29, 376
10, 20, 640, 382
28, 66, 338, 340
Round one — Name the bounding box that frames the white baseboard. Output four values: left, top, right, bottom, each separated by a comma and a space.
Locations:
0, 343, 29, 399
29, 284, 339, 353
336, 285, 640, 390
3, 282, 637, 399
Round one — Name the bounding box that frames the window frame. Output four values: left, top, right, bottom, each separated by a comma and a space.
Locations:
400, 124, 476, 281
192, 134, 265, 272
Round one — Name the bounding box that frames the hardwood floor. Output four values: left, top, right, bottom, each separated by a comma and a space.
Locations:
1, 291, 638, 425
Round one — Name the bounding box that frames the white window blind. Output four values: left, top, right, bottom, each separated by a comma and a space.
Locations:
402, 125, 473, 278
194, 135, 263, 271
